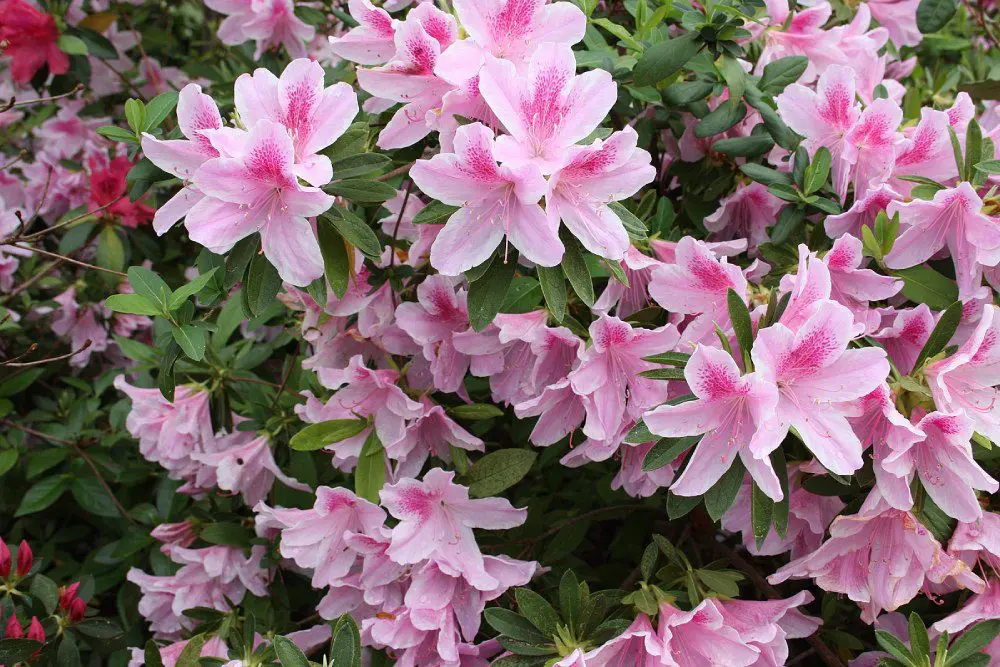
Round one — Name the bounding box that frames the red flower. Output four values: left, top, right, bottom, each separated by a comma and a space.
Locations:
0, 0, 70, 84
15, 540, 31, 577
0, 539, 9, 579
88, 156, 155, 229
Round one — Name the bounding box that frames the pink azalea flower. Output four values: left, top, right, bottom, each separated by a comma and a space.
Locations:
478, 43, 616, 174
770, 490, 985, 623
329, 0, 397, 65
890, 108, 959, 190
703, 182, 783, 252
751, 300, 890, 475
569, 315, 679, 441
140, 84, 223, 234
451, 0, 586, 67
824, 234, 902, 333
706, 591, 820, 666
189, 119, 334, 286
867, 0, 922, 47
882, 411, 998, 522
355, 7, 458, 148
775, 65, 861, 199
593, 246, 663, 318
48, 287, 110, 367
33, 99, 109, 164
948, 512, 1000, 572
648, 236, 748, 346
657, 599, 762, 666
149, 522, 198, 553
933, 579, 1000, 660
926, 304, 1000, 442
844, 383, 923, 510
204, 0, 315, 59
191, 433, 309, 506
582, 613, 665, 666
128, 636, 228, 667
843, 99, 903, 199
266, 486, 386, 588
872, 304, 934, 375
723, 464, 845, 558
885, 183, 1000, 300
754, 0, 840, 84
544, 126, 655, 261
385, 399, 485, 475
644, 345, 783, 500
234, 58, 359, 187
380, 468, 527, 589
613, 436, 678, 499
774, 245, 835, 334
514, 378, 587, 446
410, 122, 559, 275
825, 184, 900, 240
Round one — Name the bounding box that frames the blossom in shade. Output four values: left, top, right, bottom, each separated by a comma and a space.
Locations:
703, 182, 783, 252
204, 0, 315, 59
191, 433, 309, 506
0, 0, 69, 84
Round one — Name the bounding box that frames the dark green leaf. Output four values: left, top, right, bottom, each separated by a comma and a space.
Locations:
167, 268, 219, 310
412, 200, 460, 225
875, 630, 915, 664
317, 216, 351, 298
105, 294, 160, 316
948, 620, 1000, 663
633, 33, 703, 87
894, 265, 958, 310
712, 135, 775, 157
243, 253, 282, 318
199, 523, 251, 547
758, 56, 809, 94
15, 475, 70, 517
643, 436, 699, 472
448, 404, 504, 420
561, 235, 594, 307
355, 431, 385, 503
290, 419, 369, 451
467, 449, 537, 498
704, 457, 746, 521
750, 480, 774, 549
0, 640, 43, 664
325, 179, 396, 203
912, 301, 962, 370
484, 609, 549, 644
537, 266, 567, 322
171, 324, 206, 361
272, 636, 309, 667
727, 288, 753, 367
467, 250, 517, 331
324, 208, 382, 259
916, 0, 957, 33
331, 153, 391, 180
143, 92, 179, 131
329, 614, 362, 667
740, 163, 794, 186
515, 588, 560, 637
695, 102, 747, 138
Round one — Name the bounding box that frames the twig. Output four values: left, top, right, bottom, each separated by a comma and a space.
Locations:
71, 439, 136, 523
0, 150, 27, 172
0, 257, 64, 305
387, 180, 414, 308
16, 196, 125, 243
0, 84, 84, 112
12, 244, 127, 278
376, 163, 414, 182
2, 419, 75, 447
1, 341, 92, 367
96, 59, 148, 102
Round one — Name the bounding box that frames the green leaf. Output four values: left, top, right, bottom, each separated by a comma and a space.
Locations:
965, 120, 983, 182
895, 265, 958, 310
317, 216, 351, 299
642, 436, 699, 471
666, 491, 701, 519
143, 92, 179, 131
97, 125, 138, 144
638, 368, 686, 380
174, 635, 204, 667
158, 341, 180, 401
975, 159, 1000, 174
355, 431, 385, 504
484, 609, 548, 644
559, 570, 581, 632
757, 56, 809, 94
15, 475, 70, 517
772, 449, 790, 538
70, 26, 118, 58
561, 235, 594, 307
326, 179, 396, 203
696, 102, 747, 138
467, 250, 517, 331
290, 419, 369, 451
609, 202, 647, 241
696, 569, 743, 597
125, 158, 170, 201
199, 522, 251, 547
144, 641, 164, 667
467, 449, 537, 498
948, 620, 1000, 663
411, 200, 460, 225
105, 293, 160, 316
324, 208, 382, 259
73, 618, 124, 640
750, 480, 774, 549
643, 351, 691, 365
124, 98, 146, 134
331, 153, 391, 180
633, 33, 703, 87
0, 369, 45, 398
704, 457, 746, 522
803, 146, 831, 195
0, 450, 17, 478
712, 135, 775, 157
29, 573, 60, 615
875, 630, 916, 665
96, 225, 125, 273
907, 613, 930, 662
537, 266, 567, 322
329, 614, 362, 667
128, 266, 171, 306
243, 253, 282, 318
912, 301, 962, 370
0, 640, 43, 664
663, 80, 715, 105
515, 588, 560, 637
504, 275, 540, 314
727, 288, 753, 368
448, 404, 505, 420
71, 476, 121, 518
592, 18, 643, 50
171, 324, 206, 361
272, 636, 309, 667
57, 34, 90, 55
916, 0, 957, 33
719, 55, 747, 109
167, 268, 219, 310
740, 162, 794, 186
770, 206, 805, 246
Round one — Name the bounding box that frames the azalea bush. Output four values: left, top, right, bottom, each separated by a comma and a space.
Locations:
2, 0, 1000, 665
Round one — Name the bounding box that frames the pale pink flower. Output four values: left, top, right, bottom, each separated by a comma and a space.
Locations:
593, 246, 663, 318
569, 315, 679, 441
192, 433, 309, 506
205, 0, 315, 59
948, 512, 1000, 572
450, 0, 586, 67
613, 438, 677, 499
774, 245, 835, 334
410, 123, 558, 275
751, 300, 890, 475
867, 0, 922, 47
33, 99, 109, 164
385, 399, 485, 473
843, 100, 903, 198
645, 345, 783, 500
128, 637, 228, 667
824, 234, 902, 333
582, 614, 665, 666
545, 126, 655, 261
775, 65, 861, 199
706, 592, 820, 666
514, 378, 587, 447
770, 490, 985, 623
933, 579, 1000, 660
926, 304, 1000, 442
703, 182, 783, 252
754, 0, 841, 84
890, 108, 959, 190
871, 305, 934, 375
328, 0, 397, 65
657, 599, 762, 666
479, 43, 616, 174
189, 119, 334, 286
887, 183, 1000, 299
234, 58, 358, 187
149, 522, 197, 554
825, 184, 900, 240
47, 288, 109, 367
380, 468, 527, 589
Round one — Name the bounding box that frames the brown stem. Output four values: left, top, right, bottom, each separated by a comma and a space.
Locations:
0, 150, 27, 172
13, 244, 127, 278
1, 340, 92, 367
0, 257, 64, 305
376, 163, 414, 182
16, 196, 125, 243
387, 180, 414, 309
0, 84, 84, 111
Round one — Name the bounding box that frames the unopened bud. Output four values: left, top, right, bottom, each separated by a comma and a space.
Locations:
58, 582, 80, 611
15, 540, 32, 577
4, 615, 23, 639
69, 598, 86, 623
0, 540, 10, 578
26, 617, 44, 643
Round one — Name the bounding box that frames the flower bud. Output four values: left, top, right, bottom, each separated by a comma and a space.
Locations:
15, 540, 32, 577
0, 540, 10, 578
58, 581, 80, 611
4, 615, 23, 639
68, 597, 86, 623
26, 617, 45, 643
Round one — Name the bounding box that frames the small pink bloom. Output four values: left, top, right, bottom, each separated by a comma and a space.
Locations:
451, 0, 586, 67
949, 512, 1000, 572
25, 617, 44, 643
823, 234, 902, 333
657, 599, 761, 666
705, 592, 820, 665
329, 0, 397, 65
192, 433, 309, 506
843, 98, 904, 198
514, 378, 587, 447
872, 304, 934, 375
703, 182, 783, 252
890, 108, 959, 191
825, 184, 900, 239
867, 0, 922, 47
593, 246, 663, 318
205, 0, 315, 59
